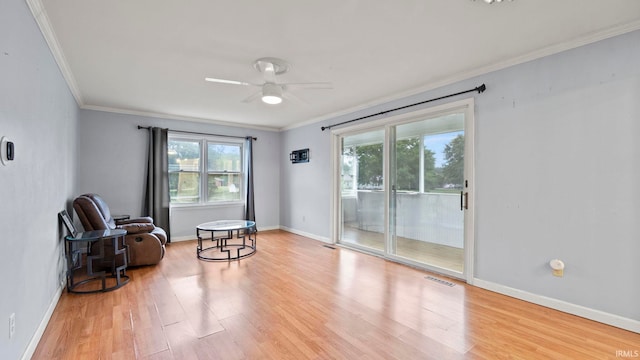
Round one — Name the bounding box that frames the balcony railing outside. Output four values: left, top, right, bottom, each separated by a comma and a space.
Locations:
342, 190, 463, 249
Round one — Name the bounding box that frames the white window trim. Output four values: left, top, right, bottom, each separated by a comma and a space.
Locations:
168, 133, 245, 208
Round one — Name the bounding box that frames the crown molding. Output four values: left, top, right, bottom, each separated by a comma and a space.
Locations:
81, 104, 280, 132
25, 0, 84, 107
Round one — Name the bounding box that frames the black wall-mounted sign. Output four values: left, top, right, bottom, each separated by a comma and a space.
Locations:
290, 148, 309, 164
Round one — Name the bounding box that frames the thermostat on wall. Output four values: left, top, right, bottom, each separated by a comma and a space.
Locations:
0, 136, 14, 166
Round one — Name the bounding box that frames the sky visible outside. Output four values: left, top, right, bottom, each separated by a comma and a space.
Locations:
424, 130, 463, 167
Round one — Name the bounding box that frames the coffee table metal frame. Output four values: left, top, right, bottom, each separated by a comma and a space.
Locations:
196, 220, 257, 261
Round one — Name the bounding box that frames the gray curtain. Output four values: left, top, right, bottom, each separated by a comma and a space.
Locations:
144, 127, 171, 242
244, 136, 256, 231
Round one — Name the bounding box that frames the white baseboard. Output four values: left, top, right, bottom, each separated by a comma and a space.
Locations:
22, 283, 64, 360
170, 234, 198, 242
256, 225, 281, 232
472, 278, 640, 334
278, 226, 332, 244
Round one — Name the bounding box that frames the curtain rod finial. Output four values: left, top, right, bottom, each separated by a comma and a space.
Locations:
477, 84, 486, 93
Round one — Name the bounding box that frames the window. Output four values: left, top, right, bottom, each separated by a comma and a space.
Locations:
168, 135, 243, 205
340, 127, 464, 195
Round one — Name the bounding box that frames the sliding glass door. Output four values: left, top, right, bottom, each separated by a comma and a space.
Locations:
389, 114, 466, 273
336, 100, 474, 280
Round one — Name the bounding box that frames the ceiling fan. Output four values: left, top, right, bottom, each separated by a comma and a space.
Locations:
205, 57, 332, 105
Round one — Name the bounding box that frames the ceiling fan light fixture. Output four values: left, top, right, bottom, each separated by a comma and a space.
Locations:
262, 95, 282, 105
261, 83, 283, 105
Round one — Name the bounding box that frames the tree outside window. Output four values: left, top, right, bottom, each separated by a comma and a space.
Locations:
442, 134, 464, 187
356, 143, 383, 190
345, 132, 463, 194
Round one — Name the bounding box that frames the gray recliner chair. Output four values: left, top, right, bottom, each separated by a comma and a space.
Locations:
73, 193, 167, 266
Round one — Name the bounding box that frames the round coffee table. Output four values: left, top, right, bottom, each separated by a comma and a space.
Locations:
196, 220, 257, 261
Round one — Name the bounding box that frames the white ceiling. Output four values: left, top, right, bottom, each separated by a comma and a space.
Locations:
30, 0, 640, 130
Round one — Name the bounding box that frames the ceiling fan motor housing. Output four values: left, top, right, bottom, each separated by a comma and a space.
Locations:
261, 83, 283, 104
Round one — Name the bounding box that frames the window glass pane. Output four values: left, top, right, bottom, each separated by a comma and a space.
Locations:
168, 139, 201, 203
208, 173, 242, 202
169, 172, 200, 203
340, 129, 385, 252
396, 137, 420, 192
356, 142, 383, 190
168, 140, 200, 172
341, 145, 356, 196
424, 131, 464, 192
208, 143, 241, 172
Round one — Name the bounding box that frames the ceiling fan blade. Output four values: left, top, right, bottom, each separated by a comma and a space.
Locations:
205, 77, 256, 86
282, 82, 333, 89
282, 90, 306, 104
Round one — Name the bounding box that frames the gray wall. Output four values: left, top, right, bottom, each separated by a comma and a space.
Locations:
474, 30, 640, 321
0, 0, 79, 359
76, 110, 281, 239
279, 123, 333, 238
280, 30, 640, 323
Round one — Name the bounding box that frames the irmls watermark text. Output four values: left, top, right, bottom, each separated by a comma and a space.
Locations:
616, 350, 640, 358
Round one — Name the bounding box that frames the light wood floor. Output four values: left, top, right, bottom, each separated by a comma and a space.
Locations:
341, 226, 464, 272
33, 230, 639, 359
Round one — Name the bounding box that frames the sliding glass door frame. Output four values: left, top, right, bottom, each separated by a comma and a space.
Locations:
331, 98, 475, 282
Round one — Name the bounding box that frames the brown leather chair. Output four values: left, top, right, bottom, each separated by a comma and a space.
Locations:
73, 194, 167, 266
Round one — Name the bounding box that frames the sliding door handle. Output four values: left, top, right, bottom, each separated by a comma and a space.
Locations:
460, 191, 468, 211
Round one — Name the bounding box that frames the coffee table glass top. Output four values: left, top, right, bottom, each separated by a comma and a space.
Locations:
197, 220, 256, 232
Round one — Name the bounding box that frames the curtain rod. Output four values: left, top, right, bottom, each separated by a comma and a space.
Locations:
137, 126, 257, 140
321, 84, 486, 131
